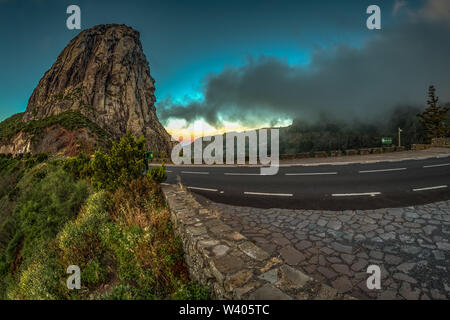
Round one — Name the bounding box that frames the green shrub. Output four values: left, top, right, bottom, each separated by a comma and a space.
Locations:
35, 153, 49, 163
99, 284, 136, 300
6, 247, 67, 300
82, 259, 108, 286
0, 165, 90, 287
147, 163, 167, 183
63, 152, 91, 179
172, 282, 211, 300
90, 132, 146, 191
57, 191, 110, 266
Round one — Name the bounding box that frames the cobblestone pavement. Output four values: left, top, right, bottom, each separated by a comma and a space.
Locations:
198, 197, 450, 299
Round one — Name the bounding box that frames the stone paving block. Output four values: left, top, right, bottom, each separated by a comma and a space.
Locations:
250, 284, 293, 300
377, 290, 398, 300
385, 254, 403, 265
396, 262, 416, 273
331, 264, 351, 276
258, 268, 279, 284
238, 241, 270, 261
277, 265, 312, 290
234, 281, 261, 299
224, 269, 254, 293
272, 236, 291, 246
393, 273, 418, 284
351, 259, 368, 272
399, 282, 420, 300
317, 266, 338, 279
332, 276, 353, 293
213, 244, 230, 257
331, 242, 353, 254
295, 240, 312, 251
314, 284, 339, 300
340, 253, 355, 264
279, 245, 306, 265
327, 220, 342, 231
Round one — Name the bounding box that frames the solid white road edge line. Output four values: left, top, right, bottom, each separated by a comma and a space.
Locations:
358, 168, 406, 173
186, 186, 218, 192
412, 185, 448, 192
332, 192, 381, 197
244, 191, 293, 197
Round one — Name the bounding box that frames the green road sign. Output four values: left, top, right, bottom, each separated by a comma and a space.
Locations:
145, 151, 154, 159
144, 151, 154, 171
381, 137, 392, 145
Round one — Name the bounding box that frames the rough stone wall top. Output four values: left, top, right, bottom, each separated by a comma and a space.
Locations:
23, 24, 172, 153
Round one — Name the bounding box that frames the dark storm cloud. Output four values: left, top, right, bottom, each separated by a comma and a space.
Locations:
158, 0, 450, 127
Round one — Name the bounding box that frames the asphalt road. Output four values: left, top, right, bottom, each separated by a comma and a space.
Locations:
161, 156, 450, 210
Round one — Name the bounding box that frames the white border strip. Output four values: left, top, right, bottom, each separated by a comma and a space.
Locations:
244, 191, 293, 197
332, 192, 381, 197
413, 185, 447, 192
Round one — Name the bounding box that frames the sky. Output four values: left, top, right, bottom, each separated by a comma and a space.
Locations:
0, 0, 449, 138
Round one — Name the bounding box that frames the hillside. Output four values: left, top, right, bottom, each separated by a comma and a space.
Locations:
0, 135, 209, 300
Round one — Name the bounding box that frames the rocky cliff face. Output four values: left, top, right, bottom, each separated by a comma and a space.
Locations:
22, 24, 172, 154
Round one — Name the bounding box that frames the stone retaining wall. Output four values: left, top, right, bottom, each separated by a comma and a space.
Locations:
162, 184, 352, 300
151, 145, 414, 164
411, 144, 431, 151
431, 137, 450, 147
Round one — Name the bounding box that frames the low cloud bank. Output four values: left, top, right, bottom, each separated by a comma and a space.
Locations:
158, 0, 450, 128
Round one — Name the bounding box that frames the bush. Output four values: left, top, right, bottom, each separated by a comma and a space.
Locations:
6, 247, 67, 300
90, 132, 146, 191
57, 191, 110, 267
147, 163, 167, 183
172, 282, 211, 300
0, 165, 90, 290
63, 152, 91, 179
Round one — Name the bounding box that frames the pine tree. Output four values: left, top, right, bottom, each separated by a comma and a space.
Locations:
417, 85, 449, 141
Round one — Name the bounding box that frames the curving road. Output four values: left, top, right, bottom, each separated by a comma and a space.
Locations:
162, 156, 450, 210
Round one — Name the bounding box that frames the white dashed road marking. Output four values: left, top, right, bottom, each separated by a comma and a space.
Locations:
285, 172, 337, 176
423, 163, 450, 168
332, 192, 381, 197
413, 185, 448, 192
358, 168, 406, 173
244, 191, 293, 197
181, 171, 209, 175
186, 186, 218, 192
224, 173, 261, 176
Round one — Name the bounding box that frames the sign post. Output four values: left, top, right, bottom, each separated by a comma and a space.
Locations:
144, 151, 154, 172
